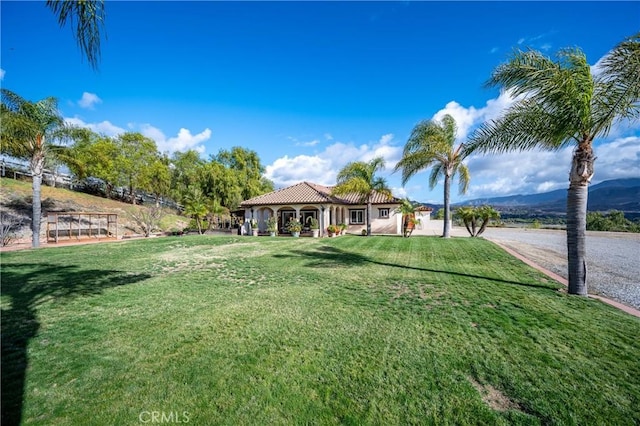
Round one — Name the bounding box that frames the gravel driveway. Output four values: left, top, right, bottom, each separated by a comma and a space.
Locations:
477, 227, 640, 310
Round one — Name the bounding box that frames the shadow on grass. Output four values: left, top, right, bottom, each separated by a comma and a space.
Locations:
1, 262, 151, 426
273, 244, 556, 290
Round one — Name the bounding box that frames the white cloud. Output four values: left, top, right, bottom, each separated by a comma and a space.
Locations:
591, 136, 640, 181
324, 133, 334, 141
265, 155, 335, 187
465, 147, 574, 199
140, 125, 211, 154
0, 68, 5, 80
288, 136, 322, 147
78, 92, 102, 109
265, 133, 403, 190
461, 134, 640, 200
431, 89, 519, 142
65, 116, 125, 136
64, 117, 211, 154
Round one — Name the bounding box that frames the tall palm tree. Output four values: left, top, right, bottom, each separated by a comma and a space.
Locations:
0, 89, 71, 247
332, 157, 392, 236
467, 33, 640, 296
394, 114, 470, 238
46, 0, 106, 70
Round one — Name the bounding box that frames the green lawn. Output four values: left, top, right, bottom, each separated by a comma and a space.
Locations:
2, 235, 639, 425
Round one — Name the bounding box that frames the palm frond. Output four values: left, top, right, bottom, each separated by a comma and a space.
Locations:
428, 163, 443, 189
46, 0, 105, 70
455, 163, 470, 195
592, 32, 640, 137
467, 98, 576, 155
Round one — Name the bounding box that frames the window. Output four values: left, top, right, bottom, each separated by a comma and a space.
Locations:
350, 209, 364, 224
379, 208, 389, 218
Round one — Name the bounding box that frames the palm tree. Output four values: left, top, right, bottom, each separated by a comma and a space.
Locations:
454, 205, 500, 237
394, 114, 470, 238
467, 34, 640, 296
396, 198, 417, 238
46, 0, 106, 70
332, 157, 392, 236
183, 186, 208, 235
0, 89, 71, 247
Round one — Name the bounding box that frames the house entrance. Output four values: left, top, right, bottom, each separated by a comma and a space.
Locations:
300, 210, 317, 231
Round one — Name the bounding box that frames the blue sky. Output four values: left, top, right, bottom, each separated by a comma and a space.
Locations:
2, 1, 639, 203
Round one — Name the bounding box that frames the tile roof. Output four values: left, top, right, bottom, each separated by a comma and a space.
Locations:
240, 181, 401, 207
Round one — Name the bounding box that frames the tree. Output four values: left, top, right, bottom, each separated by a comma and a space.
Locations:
46, 0, 106, 70
67, 128, 120, 197
170, 149, 204, 203
332, 157, 392, 236
396, 198, 418, 238
145, 154, 171, 206
183, 186, 208, 235
394, 114, 470, 238
467, 34, 640, 296
0, 89, 72, 247
215, 147, 274, 200
454, 205, 500, 237
115, 132, 160, 204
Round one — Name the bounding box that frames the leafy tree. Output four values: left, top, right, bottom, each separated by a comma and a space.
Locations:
394, 114, 470, 238
467, 34, 640, 296
0, 89, 74, 247
115, 132, 160, 204
145, 153, 172, 206
215, 147, 274, 200
587, 210, 639, 232
434, 208, 445, 220
455, 205, 500, 237
170, 150, 204, 203
67, 128, 120, 196
332, 157, 392, 237
46, 0, 106, 69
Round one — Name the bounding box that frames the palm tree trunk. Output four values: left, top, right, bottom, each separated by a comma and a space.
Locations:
566, 144, 594, 296
442, 173, 451, 238
30, 155, 45, 248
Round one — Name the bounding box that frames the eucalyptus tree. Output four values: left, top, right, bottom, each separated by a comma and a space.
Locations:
394, 114, 470, 238
46, 0, 106, 69
467, 34, 640, 296
332, 157, 392, 236
0, 89, 73, 247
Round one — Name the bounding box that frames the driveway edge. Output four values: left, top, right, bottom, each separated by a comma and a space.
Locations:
489, 239, 640, 319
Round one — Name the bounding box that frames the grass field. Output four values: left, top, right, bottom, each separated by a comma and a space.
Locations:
1, 235, 639, 425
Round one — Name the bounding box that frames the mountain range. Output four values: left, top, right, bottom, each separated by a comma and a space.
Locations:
420, 178, 640, 216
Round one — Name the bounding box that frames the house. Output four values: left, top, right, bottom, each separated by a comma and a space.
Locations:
239, 181, 410, 236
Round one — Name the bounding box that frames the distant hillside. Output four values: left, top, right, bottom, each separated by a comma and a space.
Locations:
459, 178, 640, 214
412, 178, 640, 217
